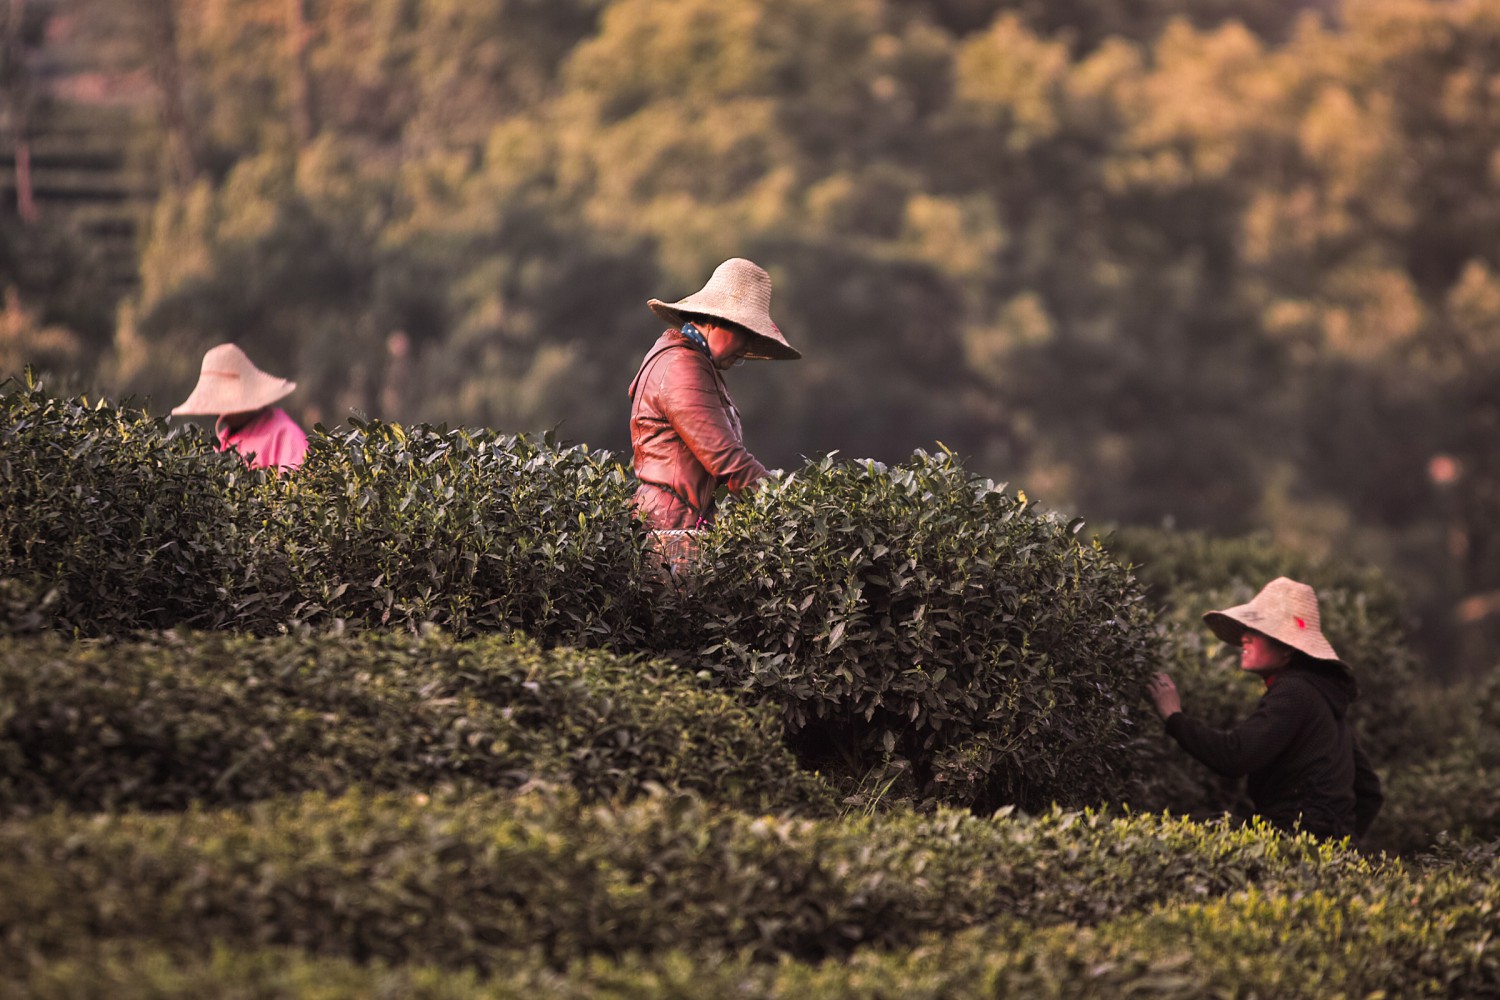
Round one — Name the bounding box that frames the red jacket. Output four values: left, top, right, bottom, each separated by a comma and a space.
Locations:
628, 329, 767, 529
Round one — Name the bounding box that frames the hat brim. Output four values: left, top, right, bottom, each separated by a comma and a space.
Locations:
1203, 610, 1249, 647
1201, 607, 1347, 669
172, 375, 296, 416
648, 301, 801, 361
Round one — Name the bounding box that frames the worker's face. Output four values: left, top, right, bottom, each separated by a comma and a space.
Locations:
1239, 629, 1292, 677
704, 323, 752, 370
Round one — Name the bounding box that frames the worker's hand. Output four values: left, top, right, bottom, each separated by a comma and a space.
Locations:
1147, 672, 1181, 720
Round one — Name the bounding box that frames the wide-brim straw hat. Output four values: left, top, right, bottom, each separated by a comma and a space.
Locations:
648, 258, 800, 360
1203, 576, 1347, 668
172, 343, 296, 416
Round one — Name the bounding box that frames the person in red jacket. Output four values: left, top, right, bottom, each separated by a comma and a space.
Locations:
172, 343, 308, 472
1147, 577, 1384, 841
628, 258, 800, 537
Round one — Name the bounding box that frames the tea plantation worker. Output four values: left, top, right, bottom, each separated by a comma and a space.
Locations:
172, 343, 308, 472
1146, 577, 1384, 841
628, 257, 800, 537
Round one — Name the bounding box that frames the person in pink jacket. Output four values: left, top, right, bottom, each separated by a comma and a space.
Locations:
172, 343, 308, 471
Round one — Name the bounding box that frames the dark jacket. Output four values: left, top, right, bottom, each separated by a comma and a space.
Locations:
628, 330, 767, 530
1165, 662, 1384, 839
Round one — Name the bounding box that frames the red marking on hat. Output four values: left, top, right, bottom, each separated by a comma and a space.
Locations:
1295, 617, 1306, 629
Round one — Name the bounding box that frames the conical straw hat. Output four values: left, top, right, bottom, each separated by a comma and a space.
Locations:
1202, 576, 1346, 667
172, 344, 296, 416
648, 258, 800, 360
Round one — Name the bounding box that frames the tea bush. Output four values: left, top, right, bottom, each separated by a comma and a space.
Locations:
0, 786, 1387, 973
263, 420, 655, 646
14, 886, 1500, 1000
12, 857, 1500, 1000
0, 631, 831, 814
1, 381, 658, 644
668, 452, 1162, 813
0, 375, 261, 634
1372, 668, 1500, 854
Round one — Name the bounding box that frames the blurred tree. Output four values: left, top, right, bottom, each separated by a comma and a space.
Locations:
400, 0, 605, 153
1221, 0, 1500, 672
116, 140, 392, 423
901, 0, 1335, 51
62, 0, 202, 183
1, 0, 46, 222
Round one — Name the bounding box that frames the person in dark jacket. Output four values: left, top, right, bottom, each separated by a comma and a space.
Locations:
1147, 577, 1384, 841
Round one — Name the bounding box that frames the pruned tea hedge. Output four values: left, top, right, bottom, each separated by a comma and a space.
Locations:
13, 886, 1500, 1000
264, 419, 654, 644
671, 453, 1162, 813
1, 379, 656, 646
0, 631, 832, 814
0, 375, 258, 633
0, 787, 1386, 972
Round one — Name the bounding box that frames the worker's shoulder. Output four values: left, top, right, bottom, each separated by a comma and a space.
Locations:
1260, 672, 1328, 714
650, 344, 717, 386
654, 341, 712, 368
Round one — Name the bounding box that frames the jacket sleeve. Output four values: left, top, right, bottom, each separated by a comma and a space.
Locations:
1163, 681, 1315, 778
1352, 737, 1384, 837
658, 350, 766, 493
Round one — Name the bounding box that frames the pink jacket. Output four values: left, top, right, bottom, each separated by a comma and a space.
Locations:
217, 406, 308, 471
628, 330, 766, 529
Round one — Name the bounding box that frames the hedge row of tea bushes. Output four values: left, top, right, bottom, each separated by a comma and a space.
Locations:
9, 900, 1498, 1000
0, 788, 1385, 966
6, 789, 1500, 997
1, 380, 1162, 811
0, 630, 831, 815
5, 380, 1486, 843
0, 377, 653, 645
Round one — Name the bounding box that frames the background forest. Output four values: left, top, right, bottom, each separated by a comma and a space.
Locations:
2, 0, 1497, 676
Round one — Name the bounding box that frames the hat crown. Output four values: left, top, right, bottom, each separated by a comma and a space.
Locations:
201, 343, 256, 377
1256, 576, 1321, 629
172, 343, 296, 416
705, 258, 772, 312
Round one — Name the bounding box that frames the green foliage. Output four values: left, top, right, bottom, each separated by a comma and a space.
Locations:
669, 451, 1161, 813
0, 374, 260, 634
0, 630, 831, 815
13, 381, 1500, 858
12, 822, 1500, 997
267, 418, 653, 645
1371, 668, 1500, 856
0, 381, 659, 643
0, 787, 1389, 973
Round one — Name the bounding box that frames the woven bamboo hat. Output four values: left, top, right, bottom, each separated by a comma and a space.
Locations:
1203, 577, 1346, 667
172, 343, 296, 416
648, 258, 800, 361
